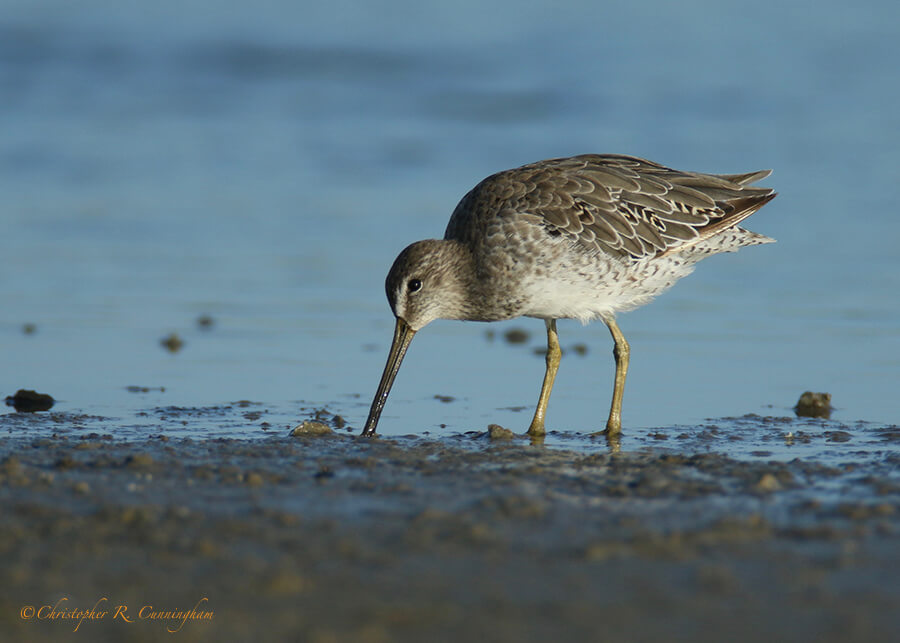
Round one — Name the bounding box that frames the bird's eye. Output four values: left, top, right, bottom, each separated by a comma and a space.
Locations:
407, 279, 422, 293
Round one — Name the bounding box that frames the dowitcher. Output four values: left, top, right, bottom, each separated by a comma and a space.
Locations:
362, 154, 775, 437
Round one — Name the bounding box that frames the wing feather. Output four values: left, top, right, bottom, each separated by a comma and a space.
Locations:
445, 154, 775, 260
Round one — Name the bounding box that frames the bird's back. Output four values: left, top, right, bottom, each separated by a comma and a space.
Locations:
445, 154, 775, 260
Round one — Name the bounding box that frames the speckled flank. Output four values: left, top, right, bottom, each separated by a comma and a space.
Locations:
364, 154, 776, 437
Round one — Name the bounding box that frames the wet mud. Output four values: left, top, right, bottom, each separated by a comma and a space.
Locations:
0, 408, 898, 642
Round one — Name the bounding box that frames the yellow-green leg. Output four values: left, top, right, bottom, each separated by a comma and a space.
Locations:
601, 313, 629, 435
527, 319, 560, 436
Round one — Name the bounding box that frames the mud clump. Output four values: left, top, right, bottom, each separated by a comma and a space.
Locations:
160, 332, 184, 353
487, 424, 515, 440
291, 421, 332, 437
794, 391, 832, 418
5, 389, 55, 412
503, 328, 530, 345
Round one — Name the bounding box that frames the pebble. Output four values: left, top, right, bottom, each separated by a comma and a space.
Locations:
291, 421, 333, 437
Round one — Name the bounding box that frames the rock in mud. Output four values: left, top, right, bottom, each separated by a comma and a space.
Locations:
487, 424, 515, 440
794, 391, 832, 418
291, 421, 333, 437
4, 389, 55, 412
161, 332, 184, 353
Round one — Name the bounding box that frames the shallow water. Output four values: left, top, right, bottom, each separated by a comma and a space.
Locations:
2, 0, 899, 438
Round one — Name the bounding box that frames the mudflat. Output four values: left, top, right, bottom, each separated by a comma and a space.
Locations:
1, 408, 898, 642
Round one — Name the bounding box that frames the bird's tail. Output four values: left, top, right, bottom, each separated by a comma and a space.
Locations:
712, 168, 772, 186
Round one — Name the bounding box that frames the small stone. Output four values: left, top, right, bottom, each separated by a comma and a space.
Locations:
5, 389, 54, 412
794, 391, 832, 418
291, 421, 332, 437
160, 333, 184, 353
487, 424, 514, 440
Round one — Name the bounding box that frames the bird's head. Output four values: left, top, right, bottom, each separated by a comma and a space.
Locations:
384, 239, 473, 331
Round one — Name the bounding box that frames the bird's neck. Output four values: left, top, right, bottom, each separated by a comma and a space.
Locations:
439, 239, 520, 322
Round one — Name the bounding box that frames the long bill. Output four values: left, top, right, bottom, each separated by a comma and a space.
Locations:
362, 317, 416, 436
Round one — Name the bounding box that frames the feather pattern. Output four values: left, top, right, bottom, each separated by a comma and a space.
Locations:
445, 154, 775, 260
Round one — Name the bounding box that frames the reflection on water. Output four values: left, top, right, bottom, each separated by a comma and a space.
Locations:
1, 0, 898, 439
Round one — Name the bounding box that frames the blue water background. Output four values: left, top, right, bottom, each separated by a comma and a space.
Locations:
2, 0, 898, 436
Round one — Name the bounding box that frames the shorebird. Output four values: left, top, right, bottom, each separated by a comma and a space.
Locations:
362, 154, 775, 437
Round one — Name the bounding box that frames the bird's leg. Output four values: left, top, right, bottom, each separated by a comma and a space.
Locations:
527, 319, 560, 436
602, 313, 629, 435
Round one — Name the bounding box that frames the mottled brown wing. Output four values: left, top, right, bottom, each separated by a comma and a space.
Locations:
447, 154, 775, 259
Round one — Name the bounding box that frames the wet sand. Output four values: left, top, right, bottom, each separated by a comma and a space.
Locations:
1, 409, 898, 642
